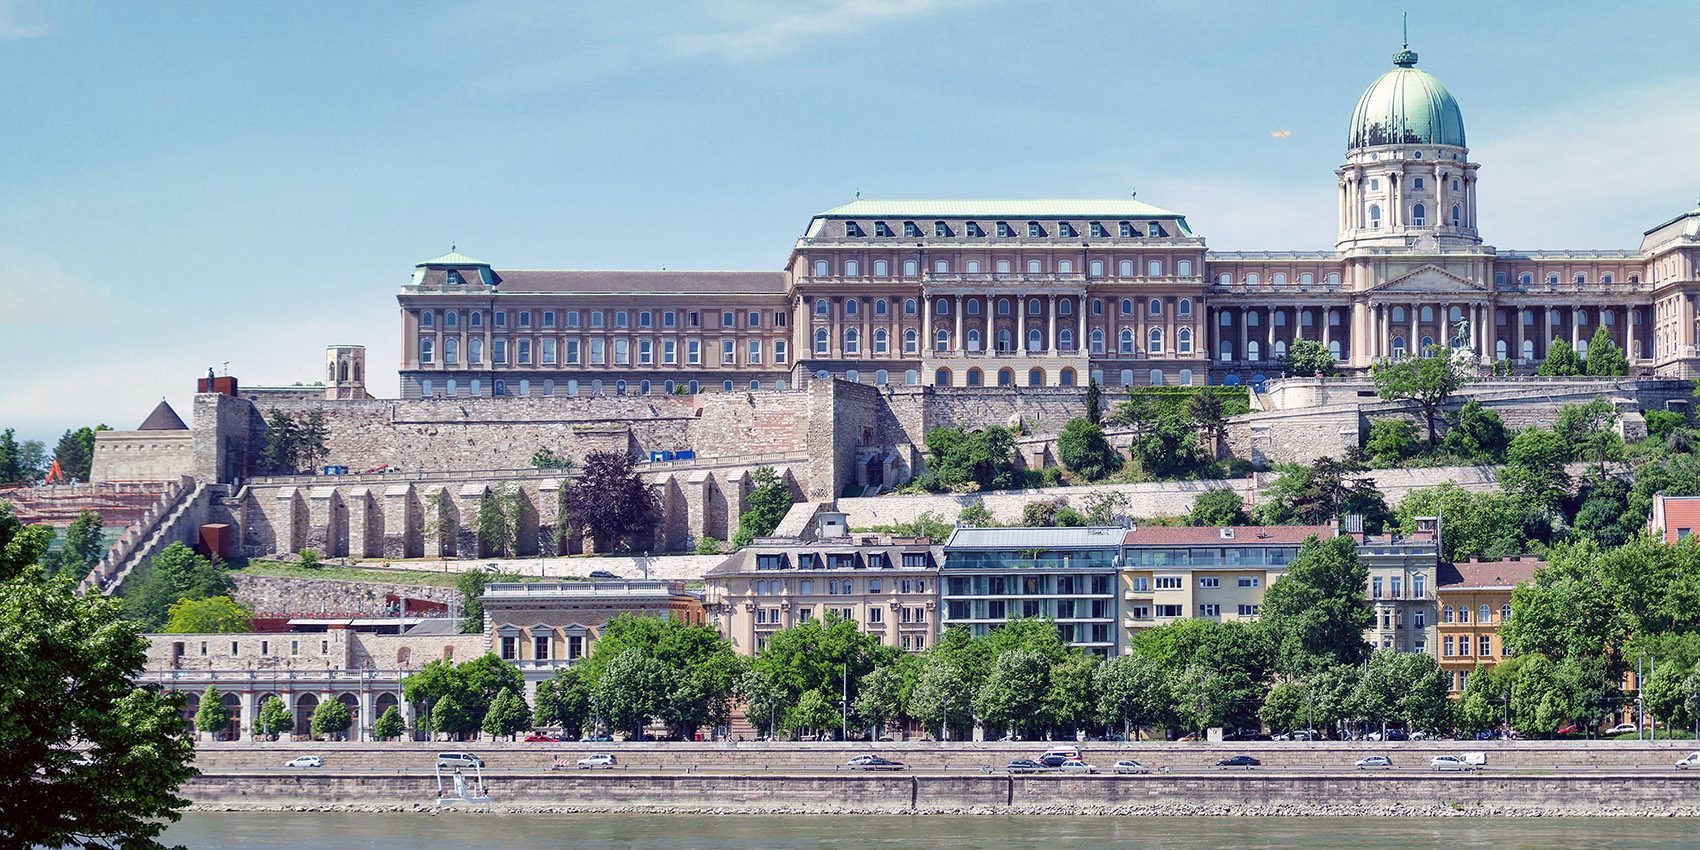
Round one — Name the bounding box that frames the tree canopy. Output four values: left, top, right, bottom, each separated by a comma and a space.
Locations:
733, 466, 794, 550
923, 426, 1019, 491
164, 595, 253, 634
1056, 418, 1123, 482
1259, 534, 1374, 675
1371, 345, 1474, 443
1280, 339, 1336, 378
563, 451, 659, 552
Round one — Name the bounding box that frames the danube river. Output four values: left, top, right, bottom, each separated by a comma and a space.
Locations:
162, 812, 1700, 849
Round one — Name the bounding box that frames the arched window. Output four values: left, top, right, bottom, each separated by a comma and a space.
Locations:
815, 298, 829, 316
934, 259, 949, 274
1412, 203, 1426, 226
640, 379, 651, 394
904, 298, 917, 315
1150, 298, 1163, 317
874, 260, 888, 277
1248, 341, 1261, 361
814, 328, 829, 354
997, 329, 1012, 351
1301, 310, 1314, 327
1329, 340, 1342, 360
874, 298, 888, 316
468, 338, 483, 363
444, 338, 459, 363
935, 329, 949, 351
1219, 312, 1233, 327
1178, 327, 1193, 354
1059, 368, 1076, 386
1578, 339, 1590, 357
935, 368, 951, 386
1369, 204, 1381, 227
1603, 310, 1615, 326
1179, 369, 1193, 385
1451, 205, 1461, 226
1274, 340, 1288, 358
1092, 298, 1103, 315
420, 311, 435, 328
936, 298, 948, 316
1391, 306, 1405, 323
1420, 306, 1434, 322
1147, 260, 1162, 276
1177, 260, 1193, 276
1496, 309, 1507, 326
1027, 329, 1043, 350
1119, 369, 1134, 386
905, 370, 919, 386
814, 260, 829, 276
1091, 328, 1105, 354
1219, 340, 1232, 361
1149, 327, 1164, 354
445, 311, 459, 328
1059, 329, 1073, 351
1028, 299, 1042, 315
967, 368, 983, 387
1120, 328, 1135, 354
1449, 306, 1462, 323
1496, 340, 1508, 360
1247, 310, 1260, 327
904, 329, 918, 354
1247, 272, 1259, 285
998, 298, 1011, 315
1522, 339, 1535, 360
875, 370, 888, 386
1602, 273, 1614, 284
1149, 369, 1164, 386
874, 328, 889, 354
844, 328, 859, 354
1119, 260, 1134, 276
1392, 336, 1407, 358
998, 368, 1014, 387
966, 329, 981, 351
1274, 310, 1288, 326
1120, 298, 1133, 316
1027, 368, 1045, 387
965, 298, 981, 316
845, 260, 858, 276
1421, 336, 1434, 353
1058, 260, 1073, 273
421, 378, 434, 396
420, 339, 434, 364
1057, 299, 1071, 316
1179, 298, 1192, 316
1223, 375, 1240, 386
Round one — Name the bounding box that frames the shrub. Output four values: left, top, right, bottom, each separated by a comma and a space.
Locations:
297, 548, 320, 569
696, 537, 724, 555
1056, 418, 1123, 482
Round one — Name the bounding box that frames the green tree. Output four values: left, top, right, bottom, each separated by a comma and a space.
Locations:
574, 613, 742, 739
1189, 488, 1249, 526
431, 692, 478, 738
1042, 653, 1100, 738
533, 666, 590, 734
258, 409, 301, 474
733, 466, 794, 549
194, 685, 232, 737
973, 649, 1050, 738
454, 568, 522, 634
786, 689, 839, 737
1132, 415, 1211, 480
256, 695, 294, 740
373, 706, 406, 741
1084, 377, 1103, 426
1173, 664, 1226, 733
1260, 534, 1374, 675
563, 451, 659, 552
1498, 427, 1573, 509
1556, 396, 1622, 476
1371, 344, 1474, 444
53, 425, 107, 483
852, 665, 906, 738
1, 514, 198, 850
739, 669, 785, 738
0, 428, 19, 483
531, 447, 573, 470
1440, 401, 1510, 463
924, 426, 1019, 491
164, 595, 253, 633
1253, 454, 1389, 531
1395, 484, 1537, 561
1056, 418, 1123, 481
1538, 339, 1583, 377
310, 699, 353, 740
1645, 410, 1689, 445
1095, 653, 1172, 739
956, 502, 996, 528
1081, 491, 1132, 526
120, 542, 233, 631
908, 656, 969, 740
56, 510, 104, 578
1022, 500, 1064, 527
1186, 387, 1230, 460
1364, 418, 1422, 467
1280, 339, 1336, 378
594, 648, 674, 739
482, 686, 533, 740
475, 482, 523, 558
1582, 326, 1629, 376
1259, 679, 1308, 734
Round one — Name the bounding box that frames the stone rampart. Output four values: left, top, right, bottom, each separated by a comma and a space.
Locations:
229, 573, 456, 617
840, 480, 1250, 527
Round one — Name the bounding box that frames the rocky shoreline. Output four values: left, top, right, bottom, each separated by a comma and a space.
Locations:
185, 802, 1700, 818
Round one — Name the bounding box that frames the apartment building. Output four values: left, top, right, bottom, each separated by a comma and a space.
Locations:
1360, 516, 1442, 655
1118, 525, 1335, 644
939, 527, 1122, 656
479, 580, 706, 691
1434, 557, 1543, 693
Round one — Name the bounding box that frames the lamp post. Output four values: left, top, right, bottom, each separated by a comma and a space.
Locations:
841, 660, 849, 743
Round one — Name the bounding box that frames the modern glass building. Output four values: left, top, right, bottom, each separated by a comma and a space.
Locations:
940, 527, 1122, 656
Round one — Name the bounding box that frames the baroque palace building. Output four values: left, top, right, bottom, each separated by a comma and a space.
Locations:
396, 45, 1700, 398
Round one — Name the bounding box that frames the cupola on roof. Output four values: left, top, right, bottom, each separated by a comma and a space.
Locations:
1347, 46, 1466, 150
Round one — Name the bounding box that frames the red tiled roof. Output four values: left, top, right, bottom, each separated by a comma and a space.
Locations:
1122, 526, 1334, 546
1436, 558, 1543, 589
1656, 496, 1700, 544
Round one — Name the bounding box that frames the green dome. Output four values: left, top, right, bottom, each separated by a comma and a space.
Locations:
1347, 49, 1465, 150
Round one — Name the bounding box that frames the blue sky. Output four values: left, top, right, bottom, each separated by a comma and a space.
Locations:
3, 0, 1698, 445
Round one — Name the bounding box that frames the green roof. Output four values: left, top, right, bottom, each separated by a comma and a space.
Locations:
417, 250, 489, 267
813, 198, 1186, 219
1348, 49, 1466, 150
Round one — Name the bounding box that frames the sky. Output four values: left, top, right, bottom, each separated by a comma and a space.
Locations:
2, 0, 1698, 446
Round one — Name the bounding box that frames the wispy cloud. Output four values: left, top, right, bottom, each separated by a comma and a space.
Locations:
667, 0, 985, 62
0, 0, 50, 40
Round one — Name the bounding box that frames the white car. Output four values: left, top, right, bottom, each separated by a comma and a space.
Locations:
1610, 723, 1640, 735
1355, 756, 1394, 769
1111, 759, 1150, 774
1430, 755, 1474, 771
285, 756, 323, 768
577, 753, 617, 768
1058, 759, 1098, 774
1677, 752, 1700, 769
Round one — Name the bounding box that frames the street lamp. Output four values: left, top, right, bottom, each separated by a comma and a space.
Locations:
841, 660, 849, 742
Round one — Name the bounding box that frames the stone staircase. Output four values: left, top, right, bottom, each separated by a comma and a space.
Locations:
81, 476, 212, 595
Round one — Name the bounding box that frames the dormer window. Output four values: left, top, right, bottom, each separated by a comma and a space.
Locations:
1119, 221, 1133, 237
966, 221, 985, 237
935, 221, 950, 237
1058, 222, 1076, 237
904, 221, 919, 237
1090, 222, 1106, 238
874, 221, 892, 237
845, 222, 864, 237
1027, 221, 1043, 237
1219, 528, 1235, 539
997, 221, 1012, 237
446, 269, 462, 285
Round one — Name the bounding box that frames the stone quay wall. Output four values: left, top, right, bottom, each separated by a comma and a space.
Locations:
228, 573, 457, 617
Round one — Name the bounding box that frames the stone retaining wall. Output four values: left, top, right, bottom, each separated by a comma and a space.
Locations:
229, 573, 456, 617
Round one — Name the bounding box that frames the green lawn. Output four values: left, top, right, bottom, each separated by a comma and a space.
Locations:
230, 559, 537, 588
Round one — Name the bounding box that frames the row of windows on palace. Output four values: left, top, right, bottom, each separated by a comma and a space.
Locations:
811, 295, 1198, 320
835, 219, 1176, 240
417, 308, 788, 332
808, 257, 1199, 278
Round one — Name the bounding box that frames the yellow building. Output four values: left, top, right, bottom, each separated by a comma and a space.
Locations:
1434, 557, 1542, 693
1119, 525, 1335, 647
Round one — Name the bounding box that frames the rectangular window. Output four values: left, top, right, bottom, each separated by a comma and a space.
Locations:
1131, 605, 1150, 619
687, 340, 701, 364
614, 311, 628, 328
615, 339, 629, 365
1444, 636, 1455, 656
1198, 576, 1220, 588
748, 311, 760, 328
1480, 635, 1492, 656
776, 312, 786, 328
1237, 604, 1260, 616
543, 311, 556, 328
291, 640, 299, 655
1129, 576, 1149, 592
567, 636, 583, 659
1414, 610, 1425, 629
868, 607, 883, 625
1372, 577, 1383, 599
1238, 576, 1259, 588
501, 636, 516, 659
231, 641, 239, 656
591, 311, 605, 328
689, 311, 700, 328
1155, 576, 1183, 590
1200, 604, 1220, 617
664, 311, 677, 328
722, 340, 736, 364
494, 311, 507, 328
260, 640, 268, 656
721, 311, 735, 329
1156, 604, 1183, 618
639, 340, 653, 364
640, 311, 653, 328
534, 636, 550, 660
590, 339, 605, 364
663, 340, 677, 364
774, 340, 787, 364
747, 340, 761, 364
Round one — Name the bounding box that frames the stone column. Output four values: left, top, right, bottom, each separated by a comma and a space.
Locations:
346, 486, 373, 558
1409, 303, 1418, 357
1573, 305, 1582, 350
455, 483, 485, 560
307, 487, 336, 556
1513, 305, 1524, 363
276, 488, 303, 554
1338, 179, 1348, 234
239, 690, 256, 741
1626, 307, 1637, 363
1078, 297, 1087, 354
684, 470, 713, 551
1047, 294, 1058, 353
359, 690, 376, 742
922, 294, 932, 356
1237, 309, 1248, 362
1017, 297, 1027, 353
954, 295, 964, 352
1266, 309, 1276, 358
383, 484, 413, 559
1321, 307, 1333, 356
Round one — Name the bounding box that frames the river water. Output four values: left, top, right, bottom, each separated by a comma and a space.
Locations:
162, 812, 1700, 849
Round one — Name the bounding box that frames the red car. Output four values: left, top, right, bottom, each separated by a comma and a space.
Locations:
1556, 724, 1580, 735
525, 734, 565, 742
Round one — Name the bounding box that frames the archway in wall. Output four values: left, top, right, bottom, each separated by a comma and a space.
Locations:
221, 692, 242, 741
1027, 368, 1045, 387
179, 691, 199, 736
338, 693, 360, 741
294, 693, 319, 737
935, 368, 951, 386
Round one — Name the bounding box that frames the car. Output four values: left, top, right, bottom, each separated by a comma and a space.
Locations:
1058, 759, 1098, 774
482, 562, 502, 573
1385, 729, 1407, 742
1677, 752, 1700, 769
1431, 755, 1474, 771
1216, 755, 1260, 768
1556, 724, 1580, 735
525, 734, 565, 742
577, 753, 617, 768
1292, 730, 1318, 741
1006, 759, 1046, 774
285, 756, 324, 768
1037, 754, 1075, 768
847, 755, 905, 770
588, 570, 621, 579
1111, 760, 1151, 775
436, 752, 484, 769
1610, 723, 1640, 735
1355, 756, 1393, 769
579, 734, 612, 742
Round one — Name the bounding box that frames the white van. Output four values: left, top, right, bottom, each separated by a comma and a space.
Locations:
436, 752, 484, 768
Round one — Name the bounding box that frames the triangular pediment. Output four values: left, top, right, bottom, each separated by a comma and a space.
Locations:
1371, 265, 1487, 294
